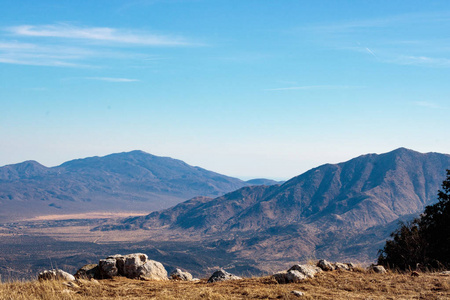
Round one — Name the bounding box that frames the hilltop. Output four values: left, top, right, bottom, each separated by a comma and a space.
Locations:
1, 270, 449, 299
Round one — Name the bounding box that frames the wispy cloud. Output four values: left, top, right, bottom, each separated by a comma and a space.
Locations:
0, 57, 87, 67
365, 47, 377, 58
304, 12, 450, 34
0, 40, 95, 67
0, 23, 199, 67
413, 101, 440, 109
299, 12, 450, 68
267, 85, 364, 91
390, 55, 450, 67
7, 24, 193, 46
85, 77, 140, 82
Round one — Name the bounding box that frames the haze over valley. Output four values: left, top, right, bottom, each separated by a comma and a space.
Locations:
1, 148, 449, 279
1, 3, 450, 297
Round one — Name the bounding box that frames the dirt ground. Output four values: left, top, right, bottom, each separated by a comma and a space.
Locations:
1, 270, 449, 299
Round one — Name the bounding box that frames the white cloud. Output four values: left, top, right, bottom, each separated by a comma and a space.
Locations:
0, 24, 198, 67
85, 77, 140, 82
0, 41, 95, 67
7, 24, 193, 46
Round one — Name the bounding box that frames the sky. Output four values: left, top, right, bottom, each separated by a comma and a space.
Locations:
1, 0, 449, 180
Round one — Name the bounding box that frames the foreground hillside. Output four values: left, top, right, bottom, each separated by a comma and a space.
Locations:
1, 271, 449, 299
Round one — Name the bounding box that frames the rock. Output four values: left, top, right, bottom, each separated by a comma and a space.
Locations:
334, 262, 350, 271
123, 253, 148, 278
99, 253, 168, 280
170, 268, 193, 281
273, 270, 306, 284
370, 265, 387, 274
38, 269, 75, 281
291, 290, 305, 297
440, 271, 450, 276
288, 264, 321, 278
99, 258, 118, 278
107, 254, 126, 275
207, 269, 241, 283
135, 259, 168, 280
346, 263, 356, 270
75, 264, 99, 279
317, 259, 335, 271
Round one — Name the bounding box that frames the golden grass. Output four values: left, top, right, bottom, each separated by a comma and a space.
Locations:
1, 271, 449, 300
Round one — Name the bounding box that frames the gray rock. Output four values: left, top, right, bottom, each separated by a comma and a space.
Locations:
317, 259, 335, 271
273, 270, 306, 284
100, 253, 168, 280
291, 290, 305, 297
370, 265, 387, 274
99, 258, 118, 278
107, 254, 126, 275
346, 263, 356, 270
207, 269, 241, 283
38, 269, 75, 281
440, 271, 450, 275
75, 264, 99, 279
288, 264, 322, 278
334, 262, 350, 271
123, 253, 148, 278
137, 259, 168, 280
170, 268, 193, 281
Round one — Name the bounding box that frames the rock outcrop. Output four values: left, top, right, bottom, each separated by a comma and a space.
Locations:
274, 260, 358, 284
334, 262, 350, 271
38, 269, 75, 281
99, 258, 119, 278
207, 269, 241, 283
98, 253, 167, 280
74, 264, 99, 279
170, 268, 193, 281
317, 259, 335, 271
273, 270, 306, 284
288, 264, 322, 278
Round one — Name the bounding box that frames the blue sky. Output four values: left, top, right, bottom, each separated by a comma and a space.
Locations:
1, 0, 449, 179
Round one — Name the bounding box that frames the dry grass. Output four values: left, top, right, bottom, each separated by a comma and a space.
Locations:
1, 271, 449, 300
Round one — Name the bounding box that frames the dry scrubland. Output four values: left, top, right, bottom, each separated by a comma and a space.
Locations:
1, 270, 449, 300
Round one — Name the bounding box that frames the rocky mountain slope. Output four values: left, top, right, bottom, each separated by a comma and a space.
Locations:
0, 151, 271, 221
100, 148, 450, 266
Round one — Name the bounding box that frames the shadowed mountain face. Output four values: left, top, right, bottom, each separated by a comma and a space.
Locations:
107, 148, 450, 265
0, 151, 251, 221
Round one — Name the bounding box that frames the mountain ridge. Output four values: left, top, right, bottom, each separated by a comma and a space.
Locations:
98, 148, 450, 267
0, 150, 278, 222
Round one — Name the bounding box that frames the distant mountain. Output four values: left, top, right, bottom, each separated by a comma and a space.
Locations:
102, 148, 450, 269
0, 151, 250, 221
246, 178, 284, 186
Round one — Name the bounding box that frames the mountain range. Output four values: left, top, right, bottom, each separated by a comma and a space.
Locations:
0, 151, 275, 222
1, 147, 450, 276
96, 148, 450, 268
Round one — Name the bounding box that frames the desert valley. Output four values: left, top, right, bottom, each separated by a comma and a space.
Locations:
1, 148, 449, 282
